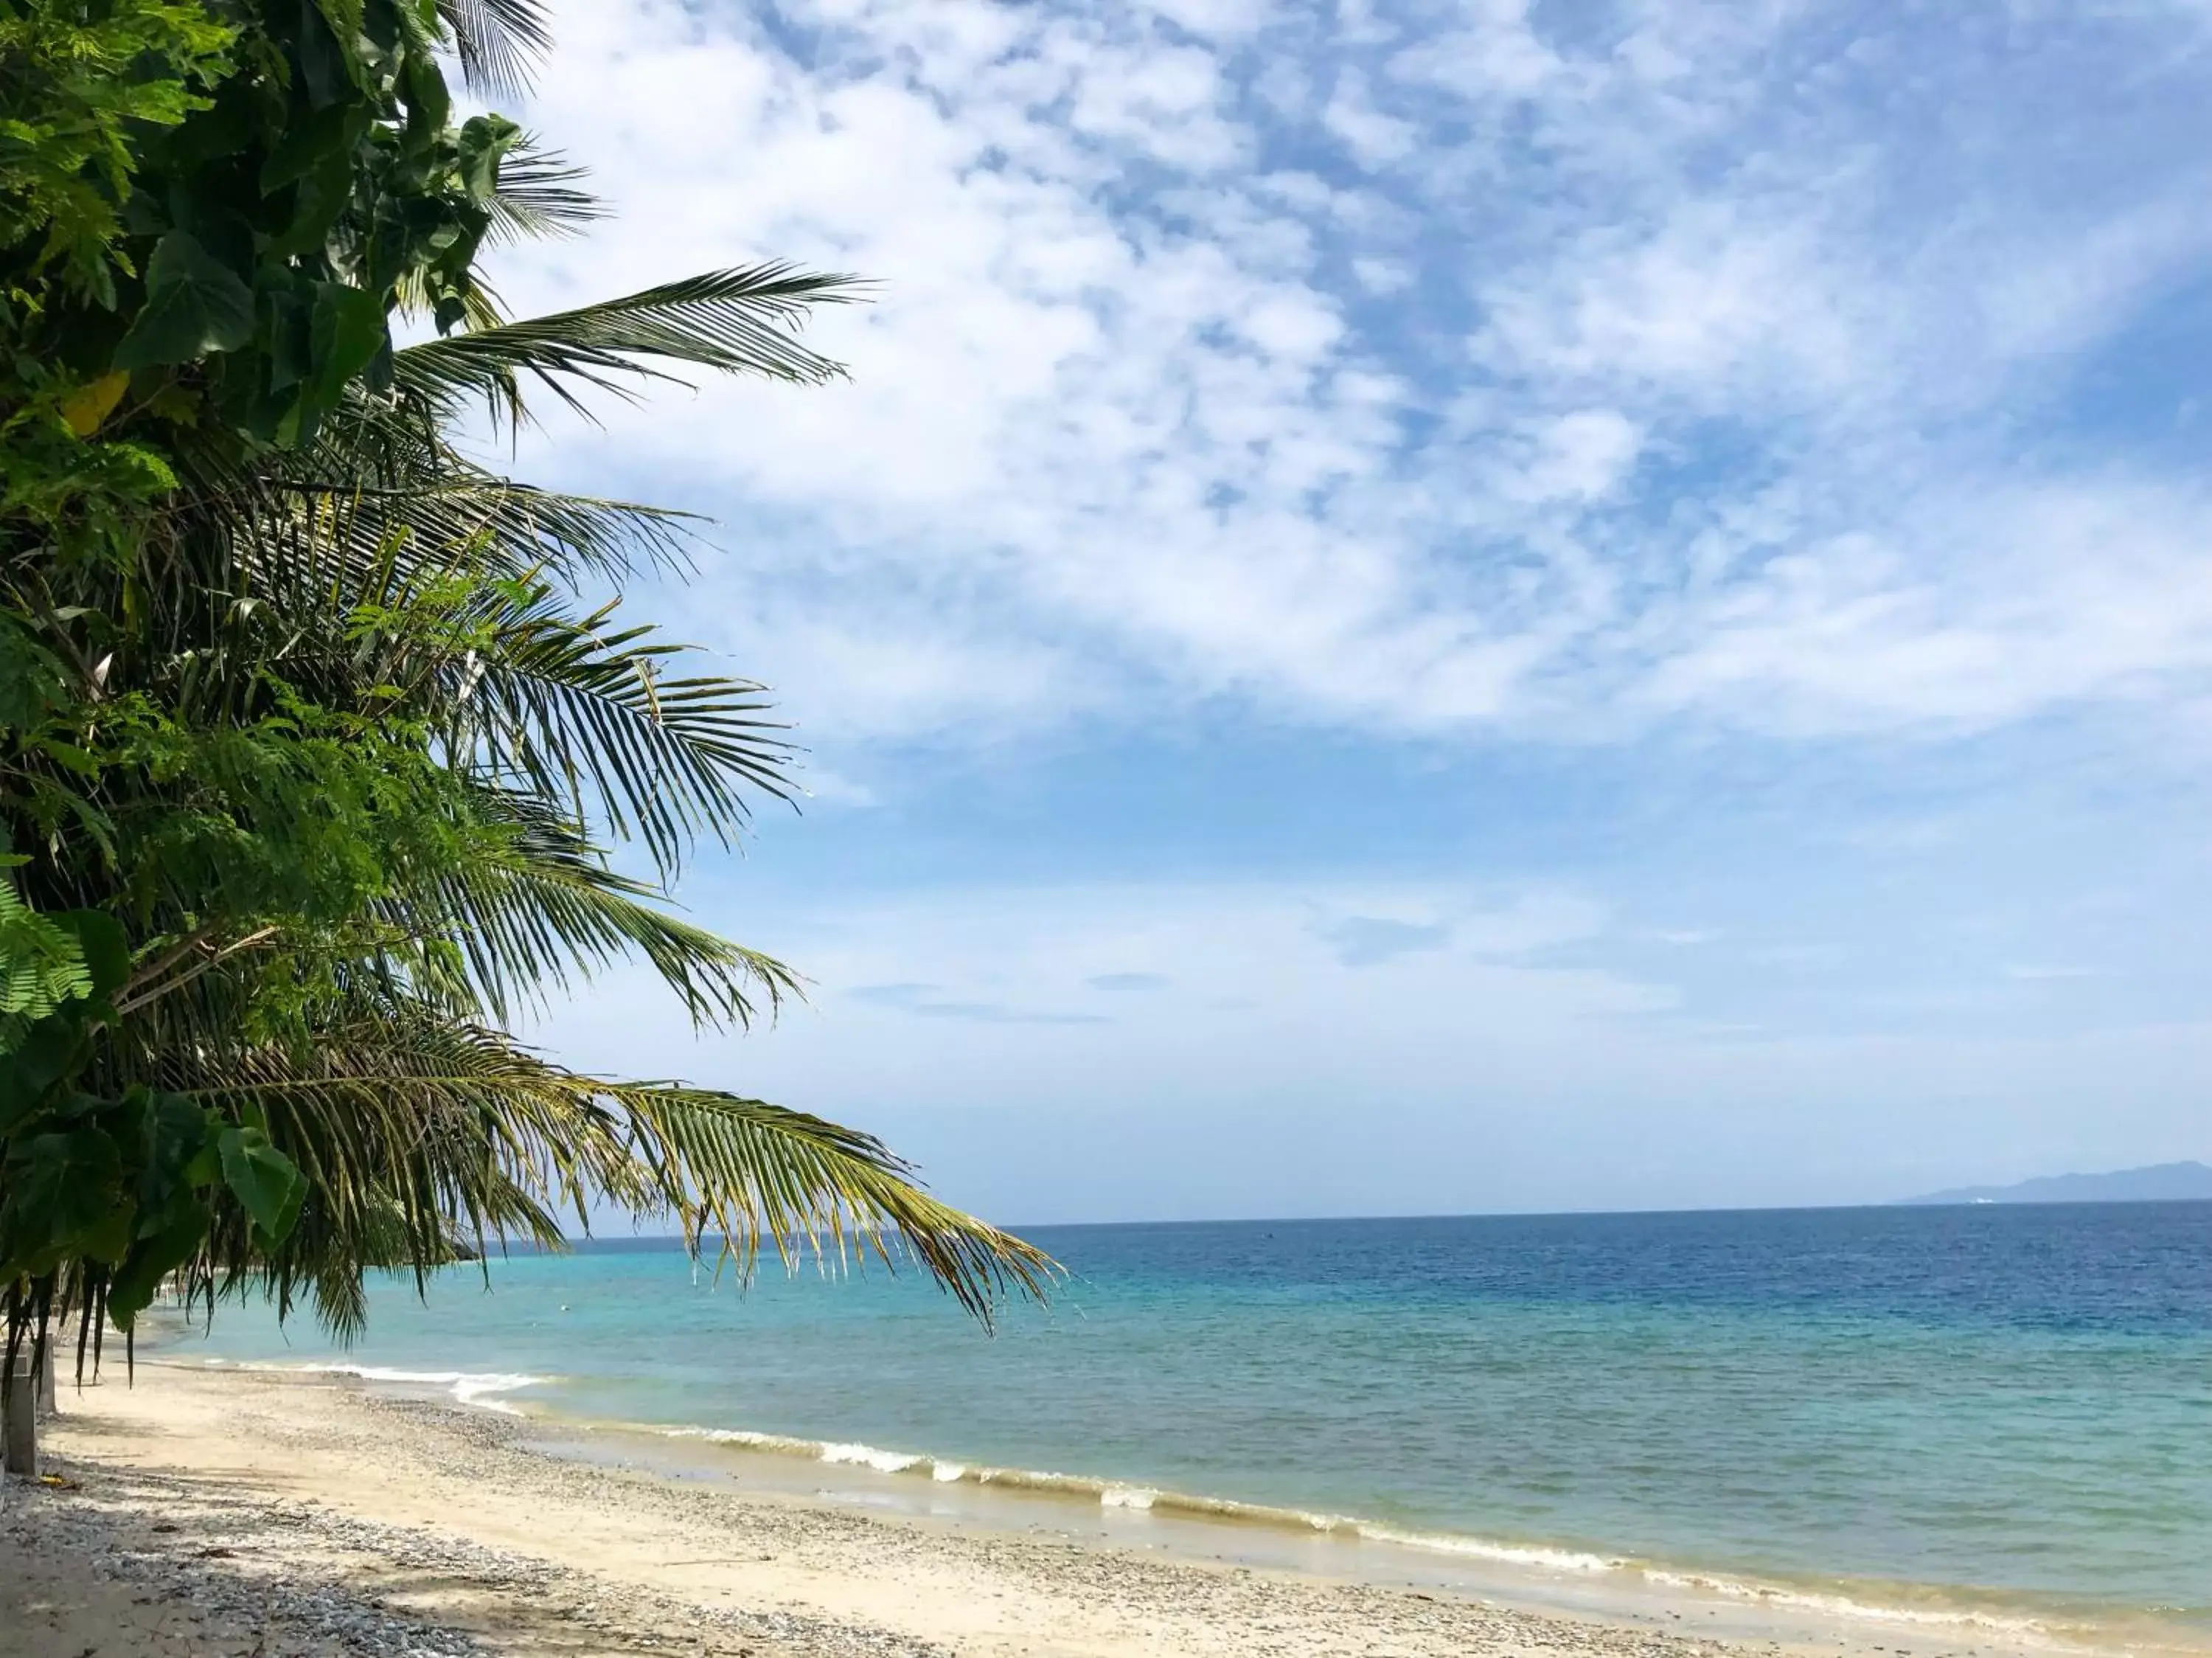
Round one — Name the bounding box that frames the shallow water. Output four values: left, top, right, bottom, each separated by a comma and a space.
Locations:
173, 1204, 2212, 1642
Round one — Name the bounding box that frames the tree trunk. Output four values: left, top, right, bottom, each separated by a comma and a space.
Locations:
2, 1353, 35, 1477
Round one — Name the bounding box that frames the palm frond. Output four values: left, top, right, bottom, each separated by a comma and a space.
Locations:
170, 1008, 1057, 1329
435, 0, 552, 100
486, 142, 607, 246
239, 465, 700, 590
617, 1086, 1060, 1325
392, 265, 863, 431
408, 786, 799, 1028
449, 586, 796, 876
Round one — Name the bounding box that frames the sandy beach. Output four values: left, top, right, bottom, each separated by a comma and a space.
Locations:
0, 1359, 2119, 1658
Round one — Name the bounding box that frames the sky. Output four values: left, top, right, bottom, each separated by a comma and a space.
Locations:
484, 0, 2212, 1224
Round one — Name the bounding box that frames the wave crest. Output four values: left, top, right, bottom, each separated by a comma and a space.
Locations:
201, 1359, 549, 1415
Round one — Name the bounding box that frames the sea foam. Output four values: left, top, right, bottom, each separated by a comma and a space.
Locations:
206, 1359, 549, 1415
821, 1442, 926, 1474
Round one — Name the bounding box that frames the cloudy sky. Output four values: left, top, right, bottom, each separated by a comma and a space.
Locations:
488, 0, 2212, 1223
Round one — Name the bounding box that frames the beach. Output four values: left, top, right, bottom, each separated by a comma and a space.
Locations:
106, 1211, 2212, 1648
13, 1208, 2208, 1658
0, 1359, 1992, 1658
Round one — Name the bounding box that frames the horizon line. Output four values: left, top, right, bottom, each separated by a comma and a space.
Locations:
550, 1189, 2212, 1246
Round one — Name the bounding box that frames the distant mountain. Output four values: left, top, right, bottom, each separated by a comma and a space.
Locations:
1899, 1161, 2212, 1206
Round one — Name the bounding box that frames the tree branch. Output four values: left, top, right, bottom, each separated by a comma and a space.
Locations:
115, 926, 282, 1016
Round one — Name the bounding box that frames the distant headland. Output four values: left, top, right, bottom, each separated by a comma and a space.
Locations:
1898, 1161, 2212, 1206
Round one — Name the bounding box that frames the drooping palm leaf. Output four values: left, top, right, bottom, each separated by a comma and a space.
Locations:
393, 265, 862, 431
403, 785, 799, 1029
215, 471, 697, 617
617, 1086, 1058, 1323
167, 1005, 1056, 1331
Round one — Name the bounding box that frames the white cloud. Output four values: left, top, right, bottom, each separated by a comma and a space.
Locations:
1322, 69, 1418, 167
1500, 409, 1644, 504
1350, 255, 1413, 294
527, 873, 2212, 1216
1474, 212, 1864, 403
1632, 479, 2212, 735
532, 878, 1672, 1114
1388, 0, 1565, 99
481, 0, 2212, 750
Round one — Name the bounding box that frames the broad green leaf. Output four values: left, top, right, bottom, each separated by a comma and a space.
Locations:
106, 1202, 209, 1329
401, 41, 452, 132
138, 1091, 213, 1200
181, 1133, 223, 1190
0, 1064, 47, 1142
0, 1016, 90, 1133
7, 1126, 124, 1260
266, 138, 361, 259
305, 281, 389, 417
260, 103, 358, 193
77, 1192, 137, 1266
265, 290, 312, 392
455, 114, 524, 200
111, 233, 256, 370
298, 0, 361, 106
218, 1125, 307, 1244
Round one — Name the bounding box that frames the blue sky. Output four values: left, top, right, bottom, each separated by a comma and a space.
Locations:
490, 0, 2212, 1222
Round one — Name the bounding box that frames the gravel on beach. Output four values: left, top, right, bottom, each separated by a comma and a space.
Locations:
3, 1437, 951, 1657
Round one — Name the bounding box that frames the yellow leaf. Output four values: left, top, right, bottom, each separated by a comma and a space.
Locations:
59, 371, 130, 437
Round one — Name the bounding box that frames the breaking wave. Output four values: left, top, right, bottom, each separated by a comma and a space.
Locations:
639, 1420, 2060, 1637
199, 1357, 549, 1415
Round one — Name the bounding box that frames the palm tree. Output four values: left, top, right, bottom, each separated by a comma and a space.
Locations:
0, 0, 1051, 1376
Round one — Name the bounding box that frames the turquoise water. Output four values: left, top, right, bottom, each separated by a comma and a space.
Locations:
168, 1205, 2212, 1638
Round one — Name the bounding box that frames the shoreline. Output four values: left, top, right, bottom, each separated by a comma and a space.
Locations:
5, 1360, 2200, 1658
186, 1350, 2205, 1656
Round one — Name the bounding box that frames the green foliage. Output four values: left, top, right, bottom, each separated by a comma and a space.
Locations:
1, 0, 531, 602
212, 1120, 306, 1246
0, 0, 235, 305
110, 231, 257, 368
397, 263, 857, 433
0, 876, 93, 1047
0, 905, 279, 1359
1, 0, 1051, 1381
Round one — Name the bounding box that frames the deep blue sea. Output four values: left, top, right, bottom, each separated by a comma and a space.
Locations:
167, 1204, 2212, 1641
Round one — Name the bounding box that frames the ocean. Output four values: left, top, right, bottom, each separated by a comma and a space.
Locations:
163, 1203, 2212, 1646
